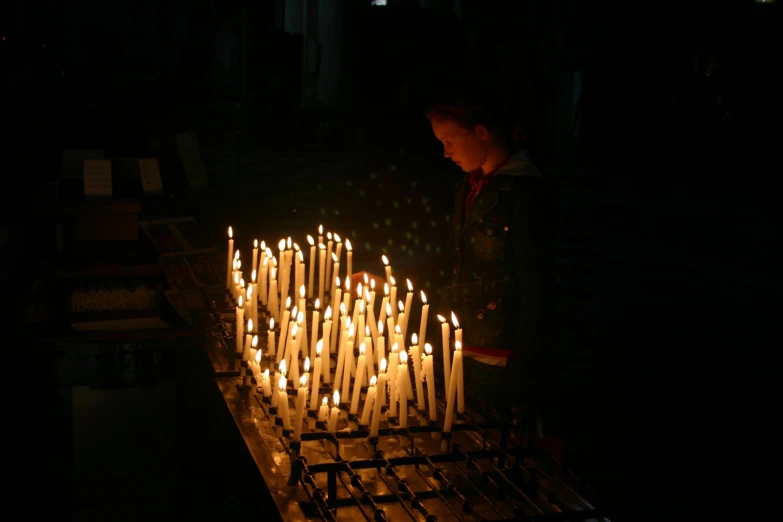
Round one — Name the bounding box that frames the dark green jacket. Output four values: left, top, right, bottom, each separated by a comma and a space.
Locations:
439, 149, 554, 401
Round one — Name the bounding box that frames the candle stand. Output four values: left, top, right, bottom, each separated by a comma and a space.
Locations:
195, 285, 611, 521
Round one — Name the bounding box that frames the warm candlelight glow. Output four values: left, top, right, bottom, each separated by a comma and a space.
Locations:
395, 324, 401, 334
238, 295, 244, 307
278, 239, 286, 251
390, 275, 396, 286
235, 250, 240, 260
300, 285, 305, 298
261, 241, 266, 250
251, 269, 257, 282
400, 350, 408, 363
331, 252, 338, 262
324, 305, 332, 320
370, 278, 376, 290
348, 322, 355, 339
386, 302, 392, 316
421, 291, 427, 304
335, 277, 341, 289
279, 376, 286, 391
264, 369, 269, 378
294, 243, 300, 252
240, 278, 245, 288
233, 259, 238, 270
345, 278, 351, 291
411, 333, 418, 346
248, 319, 254, 332
297, 311, 304, 323
322, 396, 328, 406
380, 358, 387, 372
290, 323, 298, 338
425, 343, 432, 355
253, 239, 258, 248
304, 357, 311, 373
378, 321, 384, 334
287, 237, 292, 249
270, 317, 275, 329
271, 267, 276, 279
407, 279, 413, 291
437, 314, 446, 323
316, 340, 323, 356
280, 359, 287, 375
340, 302, 346, 316
357, 282, 363, 298
333, 390, 339, 405
315, 298, 321, 309
234, 273, 239, 285
455, 341, 462, 351
365, 325, 371, 337
266, 247, 273, 258
319, 243, 326, 250
292, 306, 298, 319
382, 255, 389, 266
359, 343, 365, 356
451, 312, 460, 328
327, 232, 332, 240
335, 233, 341, 242
359, 300, 365, 313
364, 273, 369, 285
370, 375, 377, 386
255, 346, 261, 361
384, 283, 389, 296
392, 342, 399, 353
263, 257, 269, 267
228, 226, 233, 238
297, 251, 303, 262
307, 235, 314, 246
300, 374, 308, 387
319, 225, 324, 235
398, 300, 404, 312
346, 239, 352, 251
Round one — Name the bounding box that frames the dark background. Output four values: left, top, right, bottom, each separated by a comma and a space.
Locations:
3, 0, 781, 520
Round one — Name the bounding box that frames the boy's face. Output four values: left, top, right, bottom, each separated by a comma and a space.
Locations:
430, 117, 490, 173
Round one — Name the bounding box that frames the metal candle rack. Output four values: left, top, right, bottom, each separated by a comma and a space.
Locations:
203, 287, 610, 521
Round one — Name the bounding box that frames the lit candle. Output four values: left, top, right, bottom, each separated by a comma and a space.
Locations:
309, 298, 321, 362
366, 289, 380, 354
278, 239, 289, 317
386, 303, 395, 351
368, 277, 376, 309
345, 239, 353, 282
243, 318, 254, 361
267, 317, 275, 365
378, 283, 390, 326
310, 341, 323, 411
250, 270, 258, 327
318, 396, 329, 423
252, 238, 259, 274
325, 232, 334, 292
376, 321, 386, 370
278, 376, 292, 430
307, 235, 316, 298
268, 267, 279, 323
350, 343, 366, 414
330, 252, 340, 294
317, 224, 323, 248
293, 374, 308, 441
301, 355, 311, 392
260, 257, 269, 306
381, 254, 392, 288
298, 283, 307, 322
333, 320, 353, 398
390, 276, 398, 323
387, 342, 399, 418
360, 376, 377, 426
317, 243, 327, 303
422, 343, 437, 421
248, 337, 260, 377
444, 341, 463, 432
289, 315, 304, 388
418, 290, 429, 349
276, 297, 291, 363
397, 352, 410, 428
370, 359, 388, 437
437, 315, 451, 394
401, 279, 414, 340
343, 278, 352, 321
327, 391, 340, 433
260, 368, 272, 397
272, 360, 286, 407
235, 296, 244, 355
396, 300, 406, 344
322, 305, 333, 384
340, 323, 354, 404
334, 233, 342, 270
451, 311, 462, 347
410, 333, 426, 411
293, 243, 302, 294
364, 324, 376, 382
226, 227, 234, 290
351, 283, 363, 344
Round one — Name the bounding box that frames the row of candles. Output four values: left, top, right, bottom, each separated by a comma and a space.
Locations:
226, 225, 466, 442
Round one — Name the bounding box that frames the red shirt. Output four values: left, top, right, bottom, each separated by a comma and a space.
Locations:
465, 167, 499, 215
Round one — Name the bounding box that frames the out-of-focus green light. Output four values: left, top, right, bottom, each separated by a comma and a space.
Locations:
426, 244, 432, 252
405, 232, 412, 240
351, 230, 357, 238
411, 221, 418, 229
413, 237, 420, 245
406, 197, 412, 205
364, 241, 371, 250
445, 214, 451, 222
378, 182, 385, 189
333, 209, 340, 215
346, 180, 353, 187
401, 244, 407, 251
410, 180, 418, 188
393, 201, 399, 209
373, 222, 379, 229
438, 269, 445, 276
381, 247, 388, 254
407, 249, 414, 256
389, 164, 397, 172
421, 196, 429, 204
430, 219, 437, 227
435, 246, 441, 253
320, 208, 327, 216
359, 189, 366, 197
385, 218, 392, 227
369, 171, 378, 179
425, 206, 431, 214
425, 281, 431, 289
387, 238, 394, 246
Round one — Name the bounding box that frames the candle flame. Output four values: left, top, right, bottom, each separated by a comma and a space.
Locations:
264, 369, 269, 378
286, 296, 292, 308
322, 396, 328, 406
240, 278, 245, 288
380, 358, 387, 372
300, 285, 306, 298
395, 324, 401, 334
327, 232, 332, 240
304, 357, 310, 373
348, 323, 355, 339
280, 359, 287, 375
363, 273, 369, 285
251, 269, 257, 282
357, 282, 362, 298
263, 257, 269, 267
378, 321, 384, 334
292, 306, 298, 318
334, 233, 341, 242
333, 390, 340, 405
238, 295, 243, 307
269, 317, 275, 329
344, 238, 352, 252
319, 224, 323, 235
382, 255, 389, 266
261, 241, 266, 250
359, 300, 365, 313
345, 278, 351, 291
290, 323, 298, 337
319, 243, 326, 250
451, 312, 460, 328
298, 251, 303, 262
247, 285, 253, 298
455, 341, 462, 351
316, 340, 323, 356
400, 350, 408, 363
384, 282, 389, 295
247, 319, 254, 331
287, 237, 292, 249
392, 342, 399, 353
271, 267, 276, 279
425, 343, 432, 355
279, 376, 287, 391
345, 317, 351, 329
278, 239, 286, 250
365, 325, 370, 336
398, 300, 404, 312
228, 226, 233, 238
235, 249, 240, 260
297, 311, 304, 323
266, 247, 273, 257
390, 275, 396, 286
315, 298, 320, 309
294, 243, 300, 251
233, 259, 237, 270
237, 260, 242, 270
255, 347, 262, 361
370, 278, 376, 290
437, 314, 446, 323
324, 305, 332, 319
370, 375, 377, 386
407, 279, 413, 291
360, 343, 365, 355
252, 335, 259, 348
300, 374, 308, 387
332, 252, 338, 262
386, 302, 392, 316
307, 235, 314, 246
411, 333, 418, 345
253, 239, 258, 248
420, 290, 427, 303
340, 302, 346, 316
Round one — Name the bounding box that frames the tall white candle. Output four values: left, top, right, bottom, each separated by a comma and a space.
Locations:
398, 352, 409, 428
325, 232, 334, 292
276, 298, 291, 363
318, 396, 329, 422
260, 257, 269, 306
250, 271, 258, 327
360, 376, 377, 426
267, 317, 275, 365
367, 294, 380, 353
350, 344, 366, 414
340, 327, 354, 404
317, 243, 327, 303
293, 375, 308, 441
376, 322, 386, 370
243, 319, 254, 360
451, 311, 462, 347
226, 227, 234, 289
332, 278, 342, 342
345, 239, 353, 282
268, 270, 279, 323
369, 278, 376, 309
410, 333, 426, 411
370, 359, 388, 437
390, 277, 398, 323
333, 321, 353, 397
334, 234, 342, 270
343, 279, 352, 321
437, 315, 451, 394
388, 343, 399, 418
289, 319, 303, 389
444, 341, 463, 432
317, 225, 324, 249
382, 255, 392, 287
278, 376, 292, 430
307, 235, 316, 298
330, 253, 340, 295
252, 239, 259, 274
418, 291, 429, 350
396, 301, 406, 347
327, 391, 340, 433
401, 279, 414, 340
260, 368, 272, 397
322, 306, 333, 384
423, 344, 437, 421
378, 284, 390, 326
293, 244, 302, 294
310, 298, 321, 362
310, 341, 323, 410
235, 296, 244, 354
351, 284, 363, 346
364, 325, 375, 381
